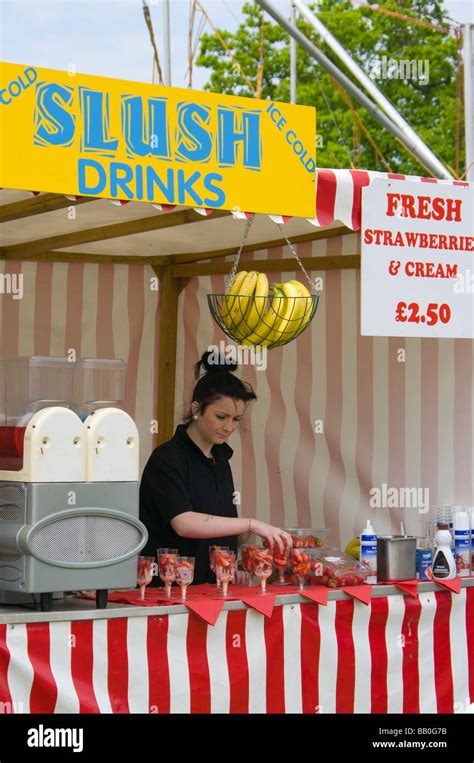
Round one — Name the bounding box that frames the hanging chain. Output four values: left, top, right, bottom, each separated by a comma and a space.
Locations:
224, 214, 256, 294
224, 215, 319, 294
276, 223, 319, 293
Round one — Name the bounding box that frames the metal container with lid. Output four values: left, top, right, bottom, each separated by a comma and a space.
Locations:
377, 535, 417, 582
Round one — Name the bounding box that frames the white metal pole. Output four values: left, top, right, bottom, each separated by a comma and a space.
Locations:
163, 0, 171, 86
255, 0, 452, 177
290, 1, 297, 103
463, 24, 474, 182
292, 0, 452, 180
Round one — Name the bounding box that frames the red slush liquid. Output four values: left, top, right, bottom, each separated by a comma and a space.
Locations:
0, 426, 26, 470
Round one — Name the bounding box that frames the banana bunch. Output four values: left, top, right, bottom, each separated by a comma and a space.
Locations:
221, 271, 269, 341
220, 270, 314, 348
344, 537, 361, 560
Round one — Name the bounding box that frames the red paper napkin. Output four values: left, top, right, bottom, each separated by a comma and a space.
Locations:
342, 585, 372, 605
299, 587, 329, 606
239, 592, 277, 618
81, 589, 183, 607
433, 577, 462, 594
185, 599, 225, 625
394, 580, 419, 598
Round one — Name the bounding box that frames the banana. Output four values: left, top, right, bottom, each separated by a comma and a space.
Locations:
289, 279, 314, 316
241, 284, 286, 348
226, 271, 259, 335
286, 279, 314, 337
234, 272, 269, 339
344, 537, 361, 560
265, 281, 307, 345
221, 271, 248, 330
289, 279, 311, 298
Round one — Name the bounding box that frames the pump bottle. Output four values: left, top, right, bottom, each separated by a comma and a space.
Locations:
432, 524, 456, 580
360, 519, 377, 582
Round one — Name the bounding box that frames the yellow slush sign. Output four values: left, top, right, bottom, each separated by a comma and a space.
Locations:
0, 62, 316, 217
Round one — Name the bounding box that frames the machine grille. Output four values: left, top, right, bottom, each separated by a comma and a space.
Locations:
0, 505, 23, 522
0, 566, 22, 582
29, 514, 143, 565
0, 483, 25, 523
0, 553, 21, 562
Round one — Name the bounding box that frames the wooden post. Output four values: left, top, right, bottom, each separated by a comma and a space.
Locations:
154, 266, 190, 445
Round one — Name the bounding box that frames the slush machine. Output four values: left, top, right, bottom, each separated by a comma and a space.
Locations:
0, 356, 147, 610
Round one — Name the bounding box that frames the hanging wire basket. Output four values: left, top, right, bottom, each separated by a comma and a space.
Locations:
207, 214, 320, 350
208, 292, 319, 349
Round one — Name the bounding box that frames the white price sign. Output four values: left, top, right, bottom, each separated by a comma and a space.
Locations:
361, 178, 474, 338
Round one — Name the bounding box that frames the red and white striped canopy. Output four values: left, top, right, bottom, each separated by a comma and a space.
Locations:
4, 169, 470, 232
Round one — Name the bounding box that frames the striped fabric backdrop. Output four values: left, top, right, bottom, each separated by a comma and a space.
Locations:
1, 231, 473, 550
175, 232, 474, 550
0, 260, 160, 474
0, 589, 472, 713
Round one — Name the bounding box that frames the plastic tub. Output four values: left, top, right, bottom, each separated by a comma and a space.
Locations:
72, 358, 126, 421
284, 528, 331, 549
310, 548, 370, 588
0, 356, 73, 471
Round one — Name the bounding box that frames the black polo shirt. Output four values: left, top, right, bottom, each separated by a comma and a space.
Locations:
139, 423, 238, 585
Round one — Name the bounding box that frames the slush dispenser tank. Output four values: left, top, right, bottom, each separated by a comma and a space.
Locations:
72, 359, 127, 421
0, 356, 74, 471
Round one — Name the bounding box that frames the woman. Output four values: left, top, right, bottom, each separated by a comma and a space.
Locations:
139, 350, 292, 585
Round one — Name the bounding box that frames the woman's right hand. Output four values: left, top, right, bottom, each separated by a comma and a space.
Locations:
250, 519, 293, 554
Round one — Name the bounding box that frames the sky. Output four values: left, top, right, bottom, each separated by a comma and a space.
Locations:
0, 0, 472, 92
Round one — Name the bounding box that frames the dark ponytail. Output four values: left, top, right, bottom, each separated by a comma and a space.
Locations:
182, 350, 257, 425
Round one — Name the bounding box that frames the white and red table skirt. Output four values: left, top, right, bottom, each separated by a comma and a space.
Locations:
0, 585, 472, 714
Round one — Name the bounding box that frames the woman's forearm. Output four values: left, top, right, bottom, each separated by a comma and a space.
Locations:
171, 511, 250, 539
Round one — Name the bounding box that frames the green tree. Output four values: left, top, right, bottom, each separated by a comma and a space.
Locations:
196, 0, 463, 175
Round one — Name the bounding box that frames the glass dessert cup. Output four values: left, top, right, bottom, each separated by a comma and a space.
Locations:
290, 548, 311, 591
215, 551, 236, 598
240, 544, 259, 586
209, 545, 230, 588
175, 556, 195, 601
157, 548, 178, 598
137, 556, 155, 600
253, 549, 273, 594
272, 546, 290, 586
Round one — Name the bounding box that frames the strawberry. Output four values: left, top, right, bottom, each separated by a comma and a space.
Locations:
217, 555, 231, 568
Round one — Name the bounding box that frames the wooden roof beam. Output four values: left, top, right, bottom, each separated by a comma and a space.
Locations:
168, 225, 355, 264
0, 193, 98, 223
0, 249, 173, 266
1, 208, 232, 259
169, 254, 361, 277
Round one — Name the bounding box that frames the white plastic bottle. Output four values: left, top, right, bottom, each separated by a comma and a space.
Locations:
448, 505, 458, 552
360, 519, 377, 583
432, 524, 456, 580
453, 509, 470, 577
